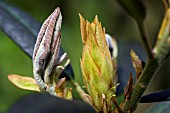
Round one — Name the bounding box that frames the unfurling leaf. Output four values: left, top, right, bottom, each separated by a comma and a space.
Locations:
124, 73, 133, 101
55, 77, 73, 100
32, 7, 73, 99
8, 74, 40, 92
130, 50, 143, 79
79, 14, 117, 112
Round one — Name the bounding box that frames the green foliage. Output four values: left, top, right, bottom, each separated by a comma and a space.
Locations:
117, 0, 147, 22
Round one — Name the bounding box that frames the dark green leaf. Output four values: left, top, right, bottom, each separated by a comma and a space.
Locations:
140, 89, 170, 103
8, 93, 96, 113
117, 0, 147, 22
0, 0, 40, 57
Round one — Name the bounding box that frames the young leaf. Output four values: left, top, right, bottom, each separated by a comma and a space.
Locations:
130, 49, 143, 79
0, 1, 74, 80
8, 74, 40, 91
124, 73, 133, 101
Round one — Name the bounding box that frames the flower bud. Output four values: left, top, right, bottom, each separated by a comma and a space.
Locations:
79, 14, 117, 112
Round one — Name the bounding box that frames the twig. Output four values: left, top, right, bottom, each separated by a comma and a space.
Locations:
136, 21, 154, 59
122, 59, 159, 112
163, 0, 169, 11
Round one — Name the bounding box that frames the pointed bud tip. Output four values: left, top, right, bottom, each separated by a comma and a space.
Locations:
56, 7, 60, 11
79, 14, 87, 44
54, 7, 60, 14
130, 49, 137, 58
93, 15, 99, 24
79, 13, 84, 21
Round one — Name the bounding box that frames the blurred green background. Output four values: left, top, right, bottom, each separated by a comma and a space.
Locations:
0, 0, 169, 112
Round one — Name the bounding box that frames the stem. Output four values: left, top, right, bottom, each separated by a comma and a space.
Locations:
122, 6, 170, 112
137, 21, 154, 59
122, 59, 159, 112
163, 0, 168, 10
